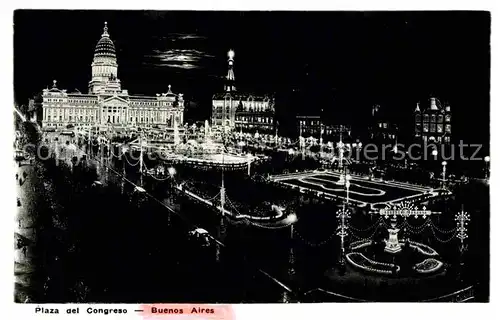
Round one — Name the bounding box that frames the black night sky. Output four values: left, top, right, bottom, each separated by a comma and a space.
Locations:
14, 10, 490, 146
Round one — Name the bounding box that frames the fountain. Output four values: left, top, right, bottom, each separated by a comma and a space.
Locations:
173, 119, 180, 146
384, 217, 402, 253
345, 203, 445, 275
204, 119, 210, 140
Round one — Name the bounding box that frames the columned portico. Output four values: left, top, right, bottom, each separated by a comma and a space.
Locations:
40, 22, 185, 130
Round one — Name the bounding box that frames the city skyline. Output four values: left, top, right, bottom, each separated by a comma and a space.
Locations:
14, 10, 490, 145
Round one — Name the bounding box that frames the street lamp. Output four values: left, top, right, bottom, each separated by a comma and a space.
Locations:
345, 174, 352, 205
336, 207, 351, 267
441, 161, 447, 188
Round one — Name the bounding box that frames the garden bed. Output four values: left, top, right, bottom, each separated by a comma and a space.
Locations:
346, 252, 400, 275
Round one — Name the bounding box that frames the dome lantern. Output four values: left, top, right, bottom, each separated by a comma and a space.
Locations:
93, 21, 116, 60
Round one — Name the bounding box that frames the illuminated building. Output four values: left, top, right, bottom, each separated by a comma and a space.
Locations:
296, 115, 351, 141
211, 50, 275, 133
41, 22, 185, 130
414, 97, 452, 144
368, 104, 398, 143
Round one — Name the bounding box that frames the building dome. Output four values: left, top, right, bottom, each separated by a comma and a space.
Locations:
93, 22, 116, 60
89, 22, 120, 94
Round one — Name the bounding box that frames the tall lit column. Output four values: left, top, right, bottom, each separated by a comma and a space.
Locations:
441, 161, 447, 188
319, 123, 323, 156
336, 207, 351, 266
345, 174, 351, 205
455, 208, 470, 281
139, 134, 144, 186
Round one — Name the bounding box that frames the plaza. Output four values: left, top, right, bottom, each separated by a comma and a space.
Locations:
13, 11, 489, 304
271, 170, 434, 207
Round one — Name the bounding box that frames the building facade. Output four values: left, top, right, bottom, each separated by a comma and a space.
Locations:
41, 22, 184, 130
368, 104, 398, 144
296, 115, 351, 141
211, 50, 275, 133
414, 97, 452, 144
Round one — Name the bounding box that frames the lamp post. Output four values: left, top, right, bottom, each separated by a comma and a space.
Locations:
441, 160, 447, 189
345, 174, 351, 206
336, 137, 345, 174
455, 209, 470, 281
484, 156, 490, 180
336, 207, 351, 268
431, 149, 438, 184
319, 123, 324, 157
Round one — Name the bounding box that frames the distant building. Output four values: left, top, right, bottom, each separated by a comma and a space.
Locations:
368, 104, 398, 143
296, 114, 351, 141
41, 22, 184, 130
414, 97, 451, 144
211, 50, 275, 133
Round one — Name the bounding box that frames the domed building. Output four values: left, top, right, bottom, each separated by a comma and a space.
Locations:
41, 22, 185, 130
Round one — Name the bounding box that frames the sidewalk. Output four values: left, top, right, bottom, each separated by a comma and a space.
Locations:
14, 161, 38, 302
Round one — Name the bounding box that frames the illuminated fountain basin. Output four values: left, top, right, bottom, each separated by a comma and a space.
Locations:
346, 240, 444, 276
177, 152, 255, 168
163, 138, 257, 169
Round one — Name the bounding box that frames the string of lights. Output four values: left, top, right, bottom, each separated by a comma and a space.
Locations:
348, 218, 383, 232
404, 221, 431, 235
404, 219, 430, 232
247, 219, 295, 229
107, 143, 123, 158
430, 227, 458, 243
293, 229, 338, 247
121, 152, 140, 167
224, 197, 293, 229
429, 219, 457, 234
350, 224, 382, 241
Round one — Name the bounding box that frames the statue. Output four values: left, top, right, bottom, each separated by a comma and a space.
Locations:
384, 217, 402, 253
